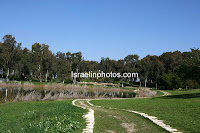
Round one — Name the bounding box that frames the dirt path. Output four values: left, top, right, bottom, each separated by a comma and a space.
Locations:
72, 91, 182, 133
73, 99, 173, 133
72, 99, 94, 133
88, 97, 182, 133
160, 90, 171, 96
73, 99, 142, 133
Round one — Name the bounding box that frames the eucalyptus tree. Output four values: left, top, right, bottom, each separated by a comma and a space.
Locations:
116, 59, 125, 86
32, 43, 43, 82
41, 44, 53, 82
0, 42, 4, 77
124, 54, 139, 72
160, 51, 182, 74
178, 48, 200, 88
56, 52, 71, 83
124, 54, 139, 83
12, 43, 23, 78
51, 53, 58, 80
80, 60, 99, 72
149, 55, 164, 88
99, 57, 113, 72
139, 55, 151, 87
71, 52, 82, 72
99, 58, 123, 83
1, 35, 17, 79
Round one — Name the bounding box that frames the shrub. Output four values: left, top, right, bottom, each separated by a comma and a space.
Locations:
159, 73, 183, 90
185, 80, 199, 89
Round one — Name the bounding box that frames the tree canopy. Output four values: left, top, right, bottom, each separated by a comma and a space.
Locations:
0, 34, 199, 89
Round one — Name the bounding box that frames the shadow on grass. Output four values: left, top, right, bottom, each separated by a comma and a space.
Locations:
155, 93, 200, 99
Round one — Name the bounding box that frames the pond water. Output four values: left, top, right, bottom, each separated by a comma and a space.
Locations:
0, 88, 136, 103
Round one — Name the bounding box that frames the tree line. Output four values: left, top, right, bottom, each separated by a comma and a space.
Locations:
0, 35, 199, 89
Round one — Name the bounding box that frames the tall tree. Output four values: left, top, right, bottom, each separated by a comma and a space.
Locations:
41, 44, 53, 82
56, 52, 71, 83
160, 51, 182, 73
178, 48, 200, 88
20, 48, 32, 78
139, 55, 151, 87
32, 43, 42, 82
124, 54, 139, 73
1, 35, 17, 79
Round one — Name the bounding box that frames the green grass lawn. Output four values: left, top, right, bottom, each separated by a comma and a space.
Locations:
155, 90, 165, 96
93, 108, 167, 133
164, 89, 200, 95
91, 89, 200, 132
0, 100, 86, 133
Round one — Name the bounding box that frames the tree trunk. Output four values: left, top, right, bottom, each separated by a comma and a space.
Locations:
45, 70, 48, 82
5, 89, 7, 103
39, 65, 42, 82
150, 79, 152, 88
13, 70, 15, 80
145, 76, 147, 88
1, 69, 3, 78
139, 81, 141, 88
6, 68, 9, 79
40, 72, 42, 82
121, 79, 124, 87
156, 82, 157, 89
73, 76, 76, 84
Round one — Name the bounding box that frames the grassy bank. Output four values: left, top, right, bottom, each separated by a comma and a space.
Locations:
164, 89, 200, 95
0, 100, 86, 133
91, 89, 200, 132
5, 80, 140, 90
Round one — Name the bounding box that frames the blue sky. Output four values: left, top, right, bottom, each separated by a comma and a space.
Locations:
0, 0, 200, 61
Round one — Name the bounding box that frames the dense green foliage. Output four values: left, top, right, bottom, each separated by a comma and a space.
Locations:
91, 89, 200, 132
0, 34, 199, 89
158, 73, 183, 90
0, 100, 86, 133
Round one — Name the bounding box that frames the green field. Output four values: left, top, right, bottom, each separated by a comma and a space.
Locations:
91, 89, 200, 132
0, 100, 86, 133
1, 88, 200, 132
75, 99, 167, 133
164, 89, 200, 95
93, 106, 167, 133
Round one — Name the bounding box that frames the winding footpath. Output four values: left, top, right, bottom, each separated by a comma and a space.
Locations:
160, 90, 171, 96
72, 90, 182, 133
72, 99, 95, 133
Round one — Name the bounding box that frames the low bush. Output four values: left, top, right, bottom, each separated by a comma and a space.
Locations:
20, 115, 81, 133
